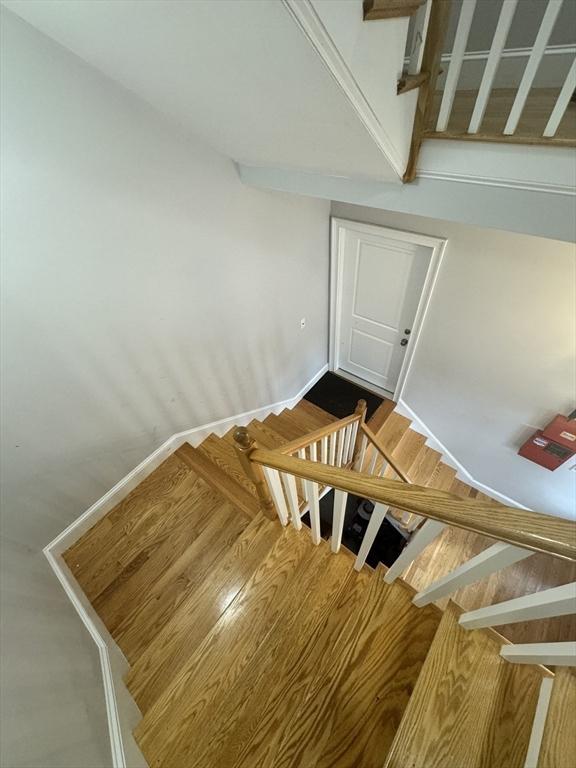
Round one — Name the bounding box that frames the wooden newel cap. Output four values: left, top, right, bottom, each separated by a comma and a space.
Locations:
355, 399, 367, 414
233, 427, 253, 450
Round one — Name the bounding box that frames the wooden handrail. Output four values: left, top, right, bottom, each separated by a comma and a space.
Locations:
360, 423, 411, 483
278, 413, 362, 455
247, 448, 576, 562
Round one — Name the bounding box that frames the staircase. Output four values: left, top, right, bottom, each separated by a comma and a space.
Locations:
63, 398, 576, 767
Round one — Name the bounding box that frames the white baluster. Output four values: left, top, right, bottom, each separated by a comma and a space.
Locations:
355, 434, 368, 472
262, 466, 289, 526
504, 0, 564, 135
436, 0, 477, 132
500, 642, 576, 666
413, 542, 533, 607
342, 424, 352, 466
321, 435, 328, 464
368, 448, 378, 475
310, 441, 317, 462
378, 459, 389, 477
459, 581, 576, 630
328, 431, 337, 465
523, 677, 554, 768
408, 0, 432, 75
544, 58, 576, 137
384, 519, 446, 583
347, 420, 359, 463
468, 0, 518, 133
331, 489, 348, 553
355, 502, 388, 571
298, 448, 308, 502
336, 427, 346, 467
304, 479, 321, 545
281, 472, 302, 531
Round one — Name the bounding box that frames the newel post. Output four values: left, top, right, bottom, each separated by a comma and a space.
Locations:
351, 399, 367, 468
233, 427, 276, 521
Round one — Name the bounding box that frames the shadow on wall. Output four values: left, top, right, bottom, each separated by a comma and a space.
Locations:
3, 310, 302, 552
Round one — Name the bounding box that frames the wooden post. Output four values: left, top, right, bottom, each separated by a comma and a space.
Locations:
233, 427, 276, 520
351, 399, 367, 468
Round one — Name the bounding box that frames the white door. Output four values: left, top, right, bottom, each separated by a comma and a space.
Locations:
335, 223, 432, 395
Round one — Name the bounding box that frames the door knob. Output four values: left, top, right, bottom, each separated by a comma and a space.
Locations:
400, 338, 408, 347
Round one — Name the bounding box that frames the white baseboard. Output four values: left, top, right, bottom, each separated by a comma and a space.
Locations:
43, 363, 328, 768
396, 399, 530, 510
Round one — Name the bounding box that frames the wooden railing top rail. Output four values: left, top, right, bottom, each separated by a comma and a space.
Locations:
248, 448, 576, 562
278, 412, 364, 455
360, 423, 411, 484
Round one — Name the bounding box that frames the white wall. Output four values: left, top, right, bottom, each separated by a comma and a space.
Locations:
0, 9, 329, 766
332, 202, 576, 520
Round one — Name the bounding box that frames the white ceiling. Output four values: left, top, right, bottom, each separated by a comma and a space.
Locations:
3, 0, 400, 181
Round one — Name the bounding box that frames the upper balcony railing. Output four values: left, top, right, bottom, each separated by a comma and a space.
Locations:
401, 0, 576, 180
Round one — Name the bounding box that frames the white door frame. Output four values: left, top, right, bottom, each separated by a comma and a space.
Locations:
329, 217, 447, 403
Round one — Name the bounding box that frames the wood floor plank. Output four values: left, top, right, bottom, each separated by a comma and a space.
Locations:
68, 465, 203, 602
384, 602, 543, 768
103, 499, 247, 654
134, 526, 314, 765
538, 668, 576, 768
269, 567, 378, 768
126, 514, 280, 711
408, 445, 442, 486
313, 574, 442, 768
366, 399, 396, 435
183, 544, 355, 768
176, 442, 259, 518
198, 433, 257, 499
63, 454, 190, 579
377, 411, 411, 454
294, 399, 339, 425
264, 412, 304, 441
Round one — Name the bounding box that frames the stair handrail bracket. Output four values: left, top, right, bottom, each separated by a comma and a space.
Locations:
244, 446, 576, 562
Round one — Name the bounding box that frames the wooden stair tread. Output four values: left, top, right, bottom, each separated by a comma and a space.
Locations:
538, 668, 576, 768
113, 500, 250, 663
376, 411, 411, 454
126, 514, 281, 712
264, 412, 304, 441
66, 458, 205, 602
92, 480, 232, 635
63, 453, 191, 582
407, 444, 442, 486
176, 442, 259, 518
384, 602, 543, 768
175, 540, 355, 768
198, 433, 258, 499
134, 526, 317, 765
279, 406, 326, 436
366, 398, 396, 435
428, 461, 458, 491
293, 398, 339, 425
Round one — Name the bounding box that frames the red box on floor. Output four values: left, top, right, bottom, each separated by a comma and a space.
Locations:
518, 430, 574, 471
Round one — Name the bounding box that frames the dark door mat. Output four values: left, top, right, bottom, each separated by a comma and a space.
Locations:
301, 489, 405, 568
304, 371, 387, 420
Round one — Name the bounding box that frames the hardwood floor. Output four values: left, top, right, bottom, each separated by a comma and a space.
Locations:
384, 602, 545, 768
61, 395, 572, 767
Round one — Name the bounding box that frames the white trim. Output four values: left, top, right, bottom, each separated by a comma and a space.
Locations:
329, 217, 446, 404
281, 0, 405, 178
43, 363, 329, 768
417, 169, 576, 196
395, 398, 531, 509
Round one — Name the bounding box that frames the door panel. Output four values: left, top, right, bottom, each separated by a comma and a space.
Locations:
338, 226, 431, 394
